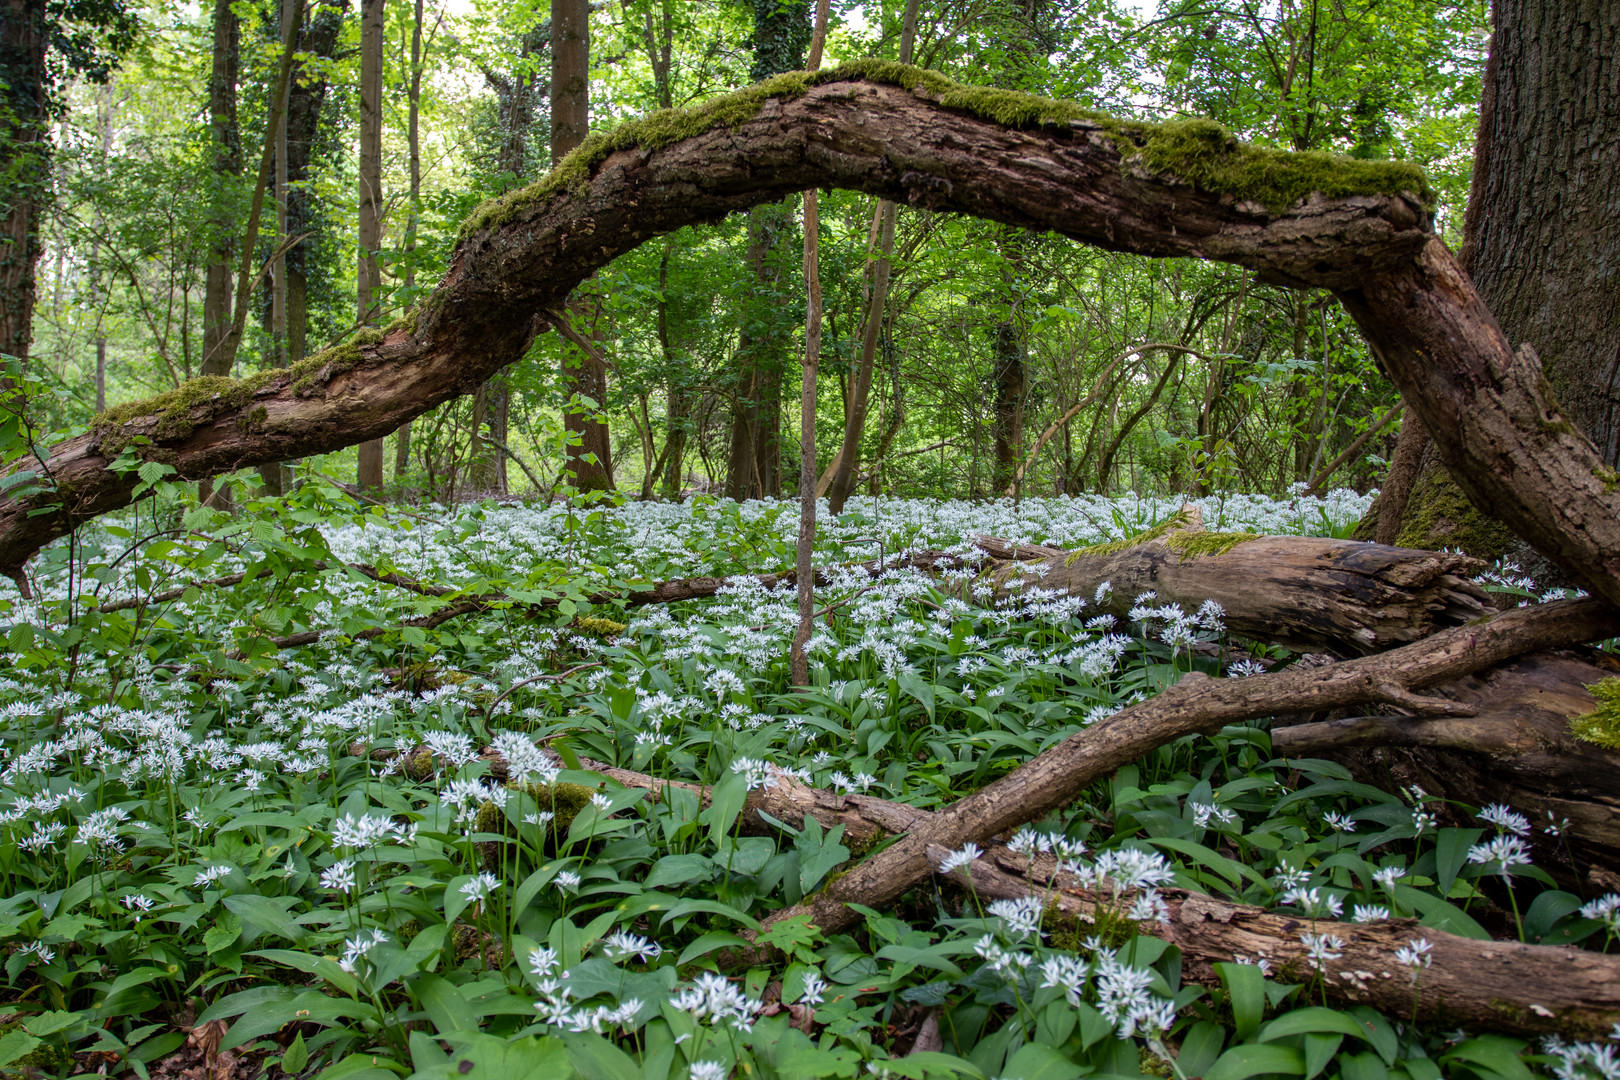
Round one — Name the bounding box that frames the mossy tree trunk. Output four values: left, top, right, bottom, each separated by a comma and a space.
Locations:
1372, 0, 1620, 563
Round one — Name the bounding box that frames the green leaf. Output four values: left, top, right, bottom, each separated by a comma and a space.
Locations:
1205, 1044, 1306, 1080
705, 771, 749, 848
282, 1032, 310, 1074
423, 1033, 572, 1080
564, 1031, 640, 1080
999, 1043, 1081, 1080
645, 854, 717, 890
676, 931, 749, 965
1216, 961, 1266, 1041
1260, 1007, 1371, 1043
1441, 1036, 1534, 1080
412, 973, 479, 1034
1434, 828, 1484, 895
875, 945, 963, 978
0, 1029, 41, 1068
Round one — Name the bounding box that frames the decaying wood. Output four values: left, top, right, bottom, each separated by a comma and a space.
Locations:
468, 736, 1620, 1036
973, 506, 1492, 654
933, 843, 1620, 1036
1273, 650, 1620, 872
759, 599, 1620, 943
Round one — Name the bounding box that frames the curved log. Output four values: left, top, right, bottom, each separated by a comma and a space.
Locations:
5, 62, 1619, 628
975, 506, 1492, 654
0, 63, 1438, 577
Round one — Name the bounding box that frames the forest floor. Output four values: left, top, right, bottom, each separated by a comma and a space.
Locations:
0, 488, 1614, 1080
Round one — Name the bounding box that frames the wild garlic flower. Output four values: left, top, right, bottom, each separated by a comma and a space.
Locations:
1352, 904, 1390, 923
1580, 893, 1620, 933
1479, 803, 1532, 837
1467, 834, 1533, 879
1281, 887, 1344, 919
730, 757, 774, 791
338, 928, 390, 974
1299, 932, 1344, 967
987, 896, 1045, 939
1039, 954, 1091, 1004
459, 871, 501, 903
937, 843, 982, 874
604, 930, 663, 963
1322, 811, 1356, 832
784, 970, 823, 1008
1128, 888, 1171, 925
320, 858, 356, 894
1394, 937, 1433, 976
689, 1062, 728, 1080
1372, 865, 1407, 891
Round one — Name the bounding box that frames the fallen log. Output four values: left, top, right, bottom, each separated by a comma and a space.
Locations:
759, 598, 1620, 944
460, 737, 1620, 1036
934, 843, 1620, 1036
968, 506, 1492, 654
1272, 649, 1620, 877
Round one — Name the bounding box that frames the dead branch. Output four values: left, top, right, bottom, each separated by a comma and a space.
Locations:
933, 843, 1620, 1036
760, 598, 1620, 946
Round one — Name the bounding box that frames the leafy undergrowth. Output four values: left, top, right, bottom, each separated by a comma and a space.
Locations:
0, 481, 1615, 1080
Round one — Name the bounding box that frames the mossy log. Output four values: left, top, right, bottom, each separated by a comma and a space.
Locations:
968, 507, 1493, 654
473, 730, 1620, 1035
1271, 649, 1620, 876
934, 843, 1620, 1037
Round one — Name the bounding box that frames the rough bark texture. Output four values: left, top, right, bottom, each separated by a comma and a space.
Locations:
763, 598, 1620, 942
354, 0, 385, 490
0, 0, 46, 365
1384, 0, 1620, 559
457, 737, 1620, 1036
200, 0, 240, 373
1272, 649, 1620, 874
8, 66, 1617, 605
977, 509, 1492, 654
939, 844, 1620, 1037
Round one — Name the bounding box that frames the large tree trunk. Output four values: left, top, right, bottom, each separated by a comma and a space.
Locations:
0, 0, 47, 367
10, 68, 1620, 615
1379, 0, 1620, 558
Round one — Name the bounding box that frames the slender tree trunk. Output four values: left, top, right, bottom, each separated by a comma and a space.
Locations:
552, 0, 614, 493
396, 0, 427, 480
200, 0, 240, 379
790, 0, 829, 687
0, 0, 47, 367
355, 0, 386, 491
825, 0, 917, 515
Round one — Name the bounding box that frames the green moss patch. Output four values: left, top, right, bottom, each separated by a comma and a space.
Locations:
1165, 529, 1262, 559
457, 60, 1433, 244
1064, 508, 1198, 564
1571, 678, 1620, 750
1392, 465, 1518, 559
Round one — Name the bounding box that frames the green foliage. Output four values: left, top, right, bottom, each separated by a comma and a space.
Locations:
1571, 679, 1620, 751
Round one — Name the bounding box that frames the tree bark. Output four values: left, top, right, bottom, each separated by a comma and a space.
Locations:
0, 0, 47, 366
1272, 649, 1620, 875
760, 597, 1620, 942
355, 0, 386, 491
1384, 0, 1620, 558
552, 0, 614, 494
971, 507, 1492, 654
9, 69, 1619, 609
937, 843, 1620, 1037
200, 0, 240, 379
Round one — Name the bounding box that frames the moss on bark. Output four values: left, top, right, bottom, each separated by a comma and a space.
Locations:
1392, 463, 1519, 558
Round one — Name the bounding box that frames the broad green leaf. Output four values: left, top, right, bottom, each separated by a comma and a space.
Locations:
1205, 1043, 1306, 1080
413, 973, 480, 1034
1216, 961, 1266, 1041
999, 1042, 1080, 1080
